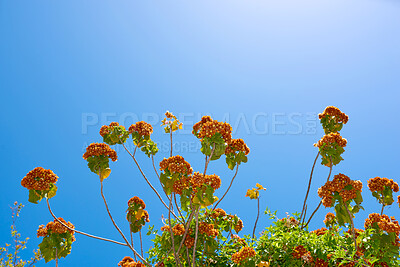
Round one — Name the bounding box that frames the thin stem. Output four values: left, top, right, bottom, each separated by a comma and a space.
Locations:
160, 247, 173, 265
174, 193, 185, 224
380, 193, 385, 215
301, 204, 307, 226
186, 247, 191, 266
46, 198, 128, 247
303, 201, 322, 229
170, 125, 173, 157
151, 155, 160, 179
139, 230, 144, 258
302, 160, 333, 229
192, 208, 200, 267
99, 181, 149, 265
203, 143, 216, 177
190, 144, 215, 265
344, 203, 357, 249
130, 229, 137, 261
221, 229, 232, 247
213, 164, 239, 210
12, 207, 18, 267
55, 248, 58, 267
177, 211, 195, 254
152, 154, 172, 202
300, 152, 320, 223
167, 198, 182, 267
121, 142, 181, 222
252, 197, 260, 239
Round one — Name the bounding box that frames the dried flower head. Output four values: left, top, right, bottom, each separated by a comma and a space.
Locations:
324, 212, 336, 227
225, 138, 250, 155
234, 219, 244, 233
21, 167, 58, 191
210, 208, 227, 219
315, 132, 347, 148
100, 122, 126, 137
315, 258, 329, 267
159, 155, 192, 175
129, 121, 153, 137
292, 245, 308, 259
318, 173, 362, 207
365, 213, 400, 237
368, 177, 399, 193
193, 116, 232, 143
128, 196, 146, 209
37, 218, 75, 242
83, 143, 117, 161
172, 224, 185, 236
231, 247, 256, 264
199, 222, 219, 238
160, 225, 170, 232
118, 256, 146, 267
311, 228, 328, 236
319, 106, 349, 124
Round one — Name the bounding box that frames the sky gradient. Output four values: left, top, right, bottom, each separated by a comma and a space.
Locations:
1, 0, 399, 266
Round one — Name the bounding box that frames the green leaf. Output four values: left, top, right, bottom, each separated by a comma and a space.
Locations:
47, 183, 57, 199
28, 189, 43, 204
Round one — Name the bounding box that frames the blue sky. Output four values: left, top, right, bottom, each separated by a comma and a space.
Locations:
1, 0, 399, 266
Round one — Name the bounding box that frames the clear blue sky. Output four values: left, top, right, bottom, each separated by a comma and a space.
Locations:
1, 0, 399, 266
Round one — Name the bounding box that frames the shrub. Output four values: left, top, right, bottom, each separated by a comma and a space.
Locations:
20, 107, 400, 266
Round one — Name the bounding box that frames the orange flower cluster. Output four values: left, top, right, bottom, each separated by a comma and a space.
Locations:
234, 219, 244, 233
37, 218, 75, 241
292, 245, 307, 259
315, 258, 329, 267
184, 235, 195, 248
21, 167, 58, 191
324, 212, 336, 225
210, 208, 227, 219
171, 177, 190, 195
367, 177, 399, 193
128, 196, 146, 209
127, 196, 149, 223
192, 172, 221, 191
99, 122, 125, 137
315, 132, 347, 148
225, 139, 250, 155
159, 155, 193, 175
172, 224, 185, 236
199, 222, 219, 238
83, 143, 117, 161
129, 121, 153, 137
398, 195, 400, 206
231, 247, 256, 264
318, 106, 349, 124
172, 172, 221, 195
160, 225, 170, 232
364, 213, 400, 237
311, 227, 328, 236
318, 173, 362, 207
118, 256, 145, 267
192, 116, 232, 143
